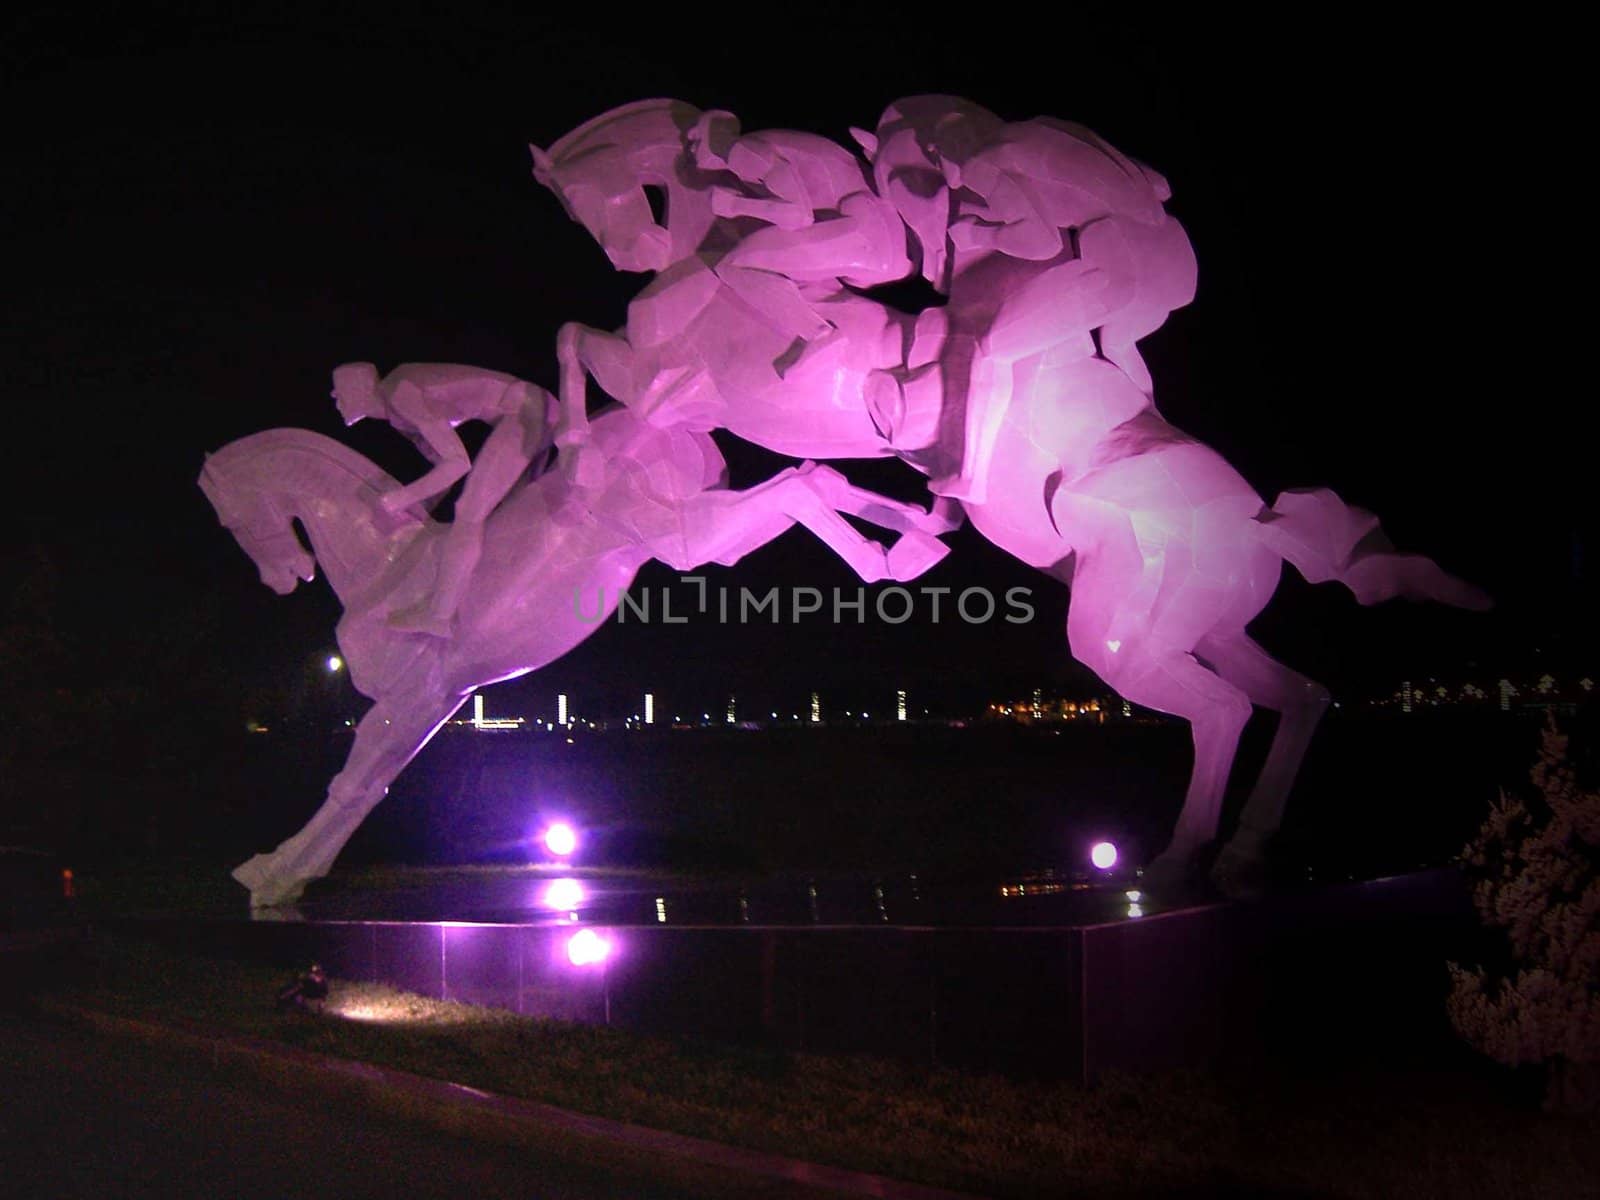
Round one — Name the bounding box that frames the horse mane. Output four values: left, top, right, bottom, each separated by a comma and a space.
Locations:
545, 98, 699, 164
206, 428, 404, 496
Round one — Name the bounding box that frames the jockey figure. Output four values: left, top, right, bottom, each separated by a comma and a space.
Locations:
331, 362, 556, 637
860, 96, 1197, 503
678, 109, 913, 371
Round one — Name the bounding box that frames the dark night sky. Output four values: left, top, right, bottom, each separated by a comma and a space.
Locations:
4, 8, 1586, 723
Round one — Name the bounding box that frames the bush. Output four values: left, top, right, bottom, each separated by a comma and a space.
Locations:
1447, 719, 1600, 1112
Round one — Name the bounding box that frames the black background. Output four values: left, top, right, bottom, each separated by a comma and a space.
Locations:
5, 5, 1584, 727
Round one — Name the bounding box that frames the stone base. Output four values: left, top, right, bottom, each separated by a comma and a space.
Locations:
128, 868, 1473, 1082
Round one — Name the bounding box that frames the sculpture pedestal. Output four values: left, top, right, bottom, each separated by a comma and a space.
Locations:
126, 867, 1472, 1082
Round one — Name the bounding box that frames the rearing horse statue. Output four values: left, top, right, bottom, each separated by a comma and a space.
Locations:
532, 98, 1491, 891
202, 400, 949, 907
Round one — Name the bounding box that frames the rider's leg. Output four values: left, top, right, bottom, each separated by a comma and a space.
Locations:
928, 354, 1011, 503
392, 415, 533, 636
718, 203, 911, 378
556, 324, 631, 489
556, 322, 601, 448
864, 306, 952, 452
1079, 215, 1196, 395
930, 259, 1110, 502
715, 264, 833, 343
724, 199, 910, 288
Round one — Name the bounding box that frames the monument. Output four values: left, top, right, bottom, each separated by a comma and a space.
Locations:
205, 96, 1487, 908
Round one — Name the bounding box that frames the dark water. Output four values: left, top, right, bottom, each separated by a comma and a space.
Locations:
232, 708, 1551, 891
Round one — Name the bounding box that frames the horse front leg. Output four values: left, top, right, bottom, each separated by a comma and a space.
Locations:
232, 690, 468, 908
798, 470, 960, 581
652, 463, 892, 584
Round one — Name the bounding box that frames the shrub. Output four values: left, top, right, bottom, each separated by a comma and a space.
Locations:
1447, 719, 1600, 1112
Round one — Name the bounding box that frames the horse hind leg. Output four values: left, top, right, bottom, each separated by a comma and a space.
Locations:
1196, 631, 1332, 892
1081, 638, 1254, 888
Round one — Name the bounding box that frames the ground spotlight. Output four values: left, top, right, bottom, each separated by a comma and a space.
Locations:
543, 822, 578, 858
1090, 840, 1119, 870
566, 927, 611, 966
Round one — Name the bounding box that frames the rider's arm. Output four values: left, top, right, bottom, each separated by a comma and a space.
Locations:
380, 386, 471, 513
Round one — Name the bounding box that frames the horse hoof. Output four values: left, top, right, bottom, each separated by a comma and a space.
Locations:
234, 855, 311, 909
1210, 847, 1268, 900
929, 474, 982, 503
232, 854, 271, 891
887, 530, 950, 581
1138, 852, 1200, 898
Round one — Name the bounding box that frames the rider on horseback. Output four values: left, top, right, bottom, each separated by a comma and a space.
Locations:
685, 110, 913, 375
860, 97, 1197, 504
331, 361, 557, 637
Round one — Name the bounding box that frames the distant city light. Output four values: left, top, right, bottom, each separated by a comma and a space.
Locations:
896, 689, 907, 721
541, 878, 584, 911
1090, 841, 1119, 870
810, 692, 821, 723
543, 823, 577, 858
557, 693, 569, 726
326, 655, 343, 673
644, 692, 654, 725
566, 927, 612, 966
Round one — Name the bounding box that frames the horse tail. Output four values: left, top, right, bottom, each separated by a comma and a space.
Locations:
1251, 487, 1492, 612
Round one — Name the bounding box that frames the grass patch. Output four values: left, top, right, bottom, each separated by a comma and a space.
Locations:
41, 933, 1599, 1199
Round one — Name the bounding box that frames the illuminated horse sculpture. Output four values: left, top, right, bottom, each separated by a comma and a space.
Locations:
202, 400, 949, 907
531, 99, 944, 474
534, 98, 1490, 890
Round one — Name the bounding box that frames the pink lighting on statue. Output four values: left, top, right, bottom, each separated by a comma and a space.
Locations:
205, 401, 947, 909
207, 94, 1491, 910
541, 877, 584, 911
566, 927, 612, 967
1090, 841, 1119, 870
543, 823, 578, 859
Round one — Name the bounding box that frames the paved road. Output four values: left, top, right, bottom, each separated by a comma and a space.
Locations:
0, 1003, 824, 1200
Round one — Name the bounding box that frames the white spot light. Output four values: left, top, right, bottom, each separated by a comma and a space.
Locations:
544, 823, 577, 858
566, 928, 611, 966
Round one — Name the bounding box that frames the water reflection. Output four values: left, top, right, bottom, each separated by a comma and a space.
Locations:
289, 865, 1175, 928
539, 878, 584, 912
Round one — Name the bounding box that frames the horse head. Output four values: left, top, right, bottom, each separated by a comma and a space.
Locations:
199, 430, 428, 610
532, 98, 705, 273
199, 452, 317, 596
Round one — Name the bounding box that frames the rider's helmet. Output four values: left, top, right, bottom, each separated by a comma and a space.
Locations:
331, 362, 384, 426
857, 96, 1003, 291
